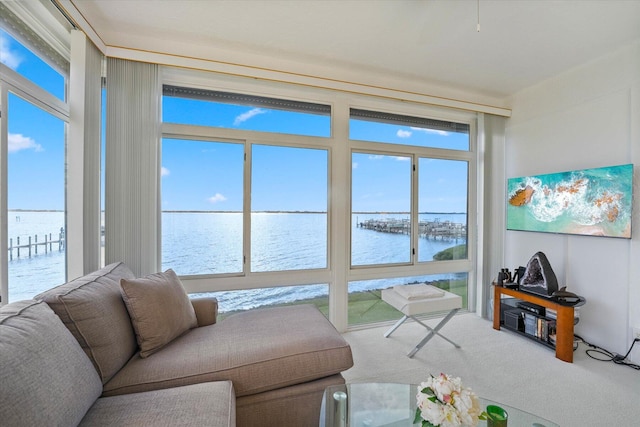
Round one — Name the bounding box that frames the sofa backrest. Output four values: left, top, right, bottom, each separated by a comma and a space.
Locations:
36, 262, 138, 384
0, 300, 103, 427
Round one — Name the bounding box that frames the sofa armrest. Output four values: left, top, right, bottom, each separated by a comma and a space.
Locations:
191, 297, 219, 327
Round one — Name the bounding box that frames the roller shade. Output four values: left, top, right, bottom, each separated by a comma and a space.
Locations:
0, 1, 70, 75
163, 84, 331, 115
350, 108, 469, 134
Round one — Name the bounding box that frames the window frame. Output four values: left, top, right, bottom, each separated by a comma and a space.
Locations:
159, 68, 478, 331
0, 21, 70, 304
160, 125, 334, 289
346, 102, 477, 311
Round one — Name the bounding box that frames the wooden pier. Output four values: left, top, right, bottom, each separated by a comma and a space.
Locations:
357, 218, 466, 240
8, 230, 65, 260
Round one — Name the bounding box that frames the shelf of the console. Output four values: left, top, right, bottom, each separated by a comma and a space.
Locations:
501, 323, 556, 350
493, 285, 580, 363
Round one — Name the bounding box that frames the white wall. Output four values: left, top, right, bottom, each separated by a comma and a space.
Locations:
503, 41, 640, 363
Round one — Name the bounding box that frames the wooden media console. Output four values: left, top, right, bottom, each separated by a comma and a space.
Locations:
493, 284, 585, 363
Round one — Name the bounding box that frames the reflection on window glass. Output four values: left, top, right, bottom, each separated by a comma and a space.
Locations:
161, 139, 244, 275
351, 152, 411, 266
251, 144, 328, 272
191, 283, 329, 319
418, 158, 468, 262
349, 108, 469, 150
1, 29, 66, 101
7, 93, 66, 301
162, 86, 330, 137
348, 273, 469, 326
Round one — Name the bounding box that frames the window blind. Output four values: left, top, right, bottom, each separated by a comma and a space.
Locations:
350, 108, 469, 134
163, 84, 331, 115
0, 1, 70, 75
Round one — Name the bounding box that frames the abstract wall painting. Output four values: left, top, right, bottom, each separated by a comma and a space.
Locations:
507, 164, 633, 238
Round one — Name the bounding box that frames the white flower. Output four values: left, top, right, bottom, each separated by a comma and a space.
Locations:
454, 388, 481, 426
419, 399, 446, 426
440, 404, 462, 427
416, 374, 484, 427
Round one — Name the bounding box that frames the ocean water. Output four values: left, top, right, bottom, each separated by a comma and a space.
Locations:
7, 211, 467, 310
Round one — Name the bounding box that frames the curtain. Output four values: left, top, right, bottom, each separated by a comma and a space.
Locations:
105, 58, 160, 276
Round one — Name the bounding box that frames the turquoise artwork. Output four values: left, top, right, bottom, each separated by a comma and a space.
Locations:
507, 164, 633, 238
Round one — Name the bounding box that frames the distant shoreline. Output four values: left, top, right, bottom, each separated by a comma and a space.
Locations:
9, 209, 466, 215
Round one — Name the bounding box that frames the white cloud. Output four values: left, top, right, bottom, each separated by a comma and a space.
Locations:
352, 162, 358, 169
8, 133, 42, 153
395, 156, 410, 161
397, 129, 412, 138
208, 193, 227, 204
410, 127, 450, 136
234, 108, 267, 126
0, 36, 22, 70
368, 155, 383, 160
161, 167, 170, 177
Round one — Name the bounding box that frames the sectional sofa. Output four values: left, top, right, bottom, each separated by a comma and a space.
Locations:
0, 262, 353, 426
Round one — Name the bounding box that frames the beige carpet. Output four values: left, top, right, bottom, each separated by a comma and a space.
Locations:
341, 313, 640, 426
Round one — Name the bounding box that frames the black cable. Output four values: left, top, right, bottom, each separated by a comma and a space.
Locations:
574, 335, 640, 370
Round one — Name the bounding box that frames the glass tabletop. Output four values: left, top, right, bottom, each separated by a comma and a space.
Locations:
319, 383, 558, 427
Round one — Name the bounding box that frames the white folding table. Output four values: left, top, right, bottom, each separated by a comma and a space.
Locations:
381, 286, 462, 358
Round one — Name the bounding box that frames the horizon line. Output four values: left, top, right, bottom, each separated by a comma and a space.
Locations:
9, 209, 466, 215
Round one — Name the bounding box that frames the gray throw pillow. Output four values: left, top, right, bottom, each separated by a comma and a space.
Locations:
35, 262, 138, 384
121, 269, 197, 358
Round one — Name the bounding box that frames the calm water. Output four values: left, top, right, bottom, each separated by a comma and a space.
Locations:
7, 211, 466, 310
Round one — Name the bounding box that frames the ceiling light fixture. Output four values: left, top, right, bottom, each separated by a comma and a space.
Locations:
477, 0, 481, 32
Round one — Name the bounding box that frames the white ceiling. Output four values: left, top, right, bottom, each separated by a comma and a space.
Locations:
67, 0, 640, 100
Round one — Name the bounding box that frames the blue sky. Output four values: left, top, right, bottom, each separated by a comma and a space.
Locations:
2, 29, 469, 214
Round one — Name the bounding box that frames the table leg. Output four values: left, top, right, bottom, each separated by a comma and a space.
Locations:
408, 309, 460, 358
493, 285, 501, 330
384, 315, 409, 338
555, 306, 575, 363
411, 316, 461, 348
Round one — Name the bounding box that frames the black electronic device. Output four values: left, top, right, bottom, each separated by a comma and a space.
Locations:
504, 309, 523, 332
552, 286, 581, 304
516, 301, 545, 316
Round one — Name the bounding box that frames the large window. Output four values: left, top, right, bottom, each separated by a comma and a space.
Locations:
418, 158, 468, 262
348, 108, 472, 326
0, 29, 66, 101
161, 83, 331, 280
348, 273, 469, 326
251, 144, 328, 272
192, 283, 329, 319
160, 74, 476, 328
161, 138, 244, 275
350, 108, 470, 150
351, 152, 412, 266
7, 94, 66, 300
1, 18, 69, 303
163, 85, 331, 137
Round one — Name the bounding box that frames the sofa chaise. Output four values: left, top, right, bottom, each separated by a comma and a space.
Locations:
0, 262, 353, 426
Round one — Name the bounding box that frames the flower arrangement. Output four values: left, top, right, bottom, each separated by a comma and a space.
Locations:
414, 373, 489, 427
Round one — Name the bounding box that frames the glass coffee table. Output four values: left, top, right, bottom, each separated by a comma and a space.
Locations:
319, 383, 558, 427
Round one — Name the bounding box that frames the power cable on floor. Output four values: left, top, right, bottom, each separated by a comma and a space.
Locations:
574, 335, 640, 370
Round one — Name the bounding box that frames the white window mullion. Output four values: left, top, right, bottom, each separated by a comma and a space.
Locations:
0, 64, 69, 121
67, 29, 103, 278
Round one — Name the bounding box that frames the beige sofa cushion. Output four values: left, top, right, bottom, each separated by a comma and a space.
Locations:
103, 304, 353, 397
36, 262, 137, 383
80, 381, 235, 427
121, 269, 197, 358
0, 300, 103, 427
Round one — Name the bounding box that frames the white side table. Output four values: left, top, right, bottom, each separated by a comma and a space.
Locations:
381, 287, 462, 358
